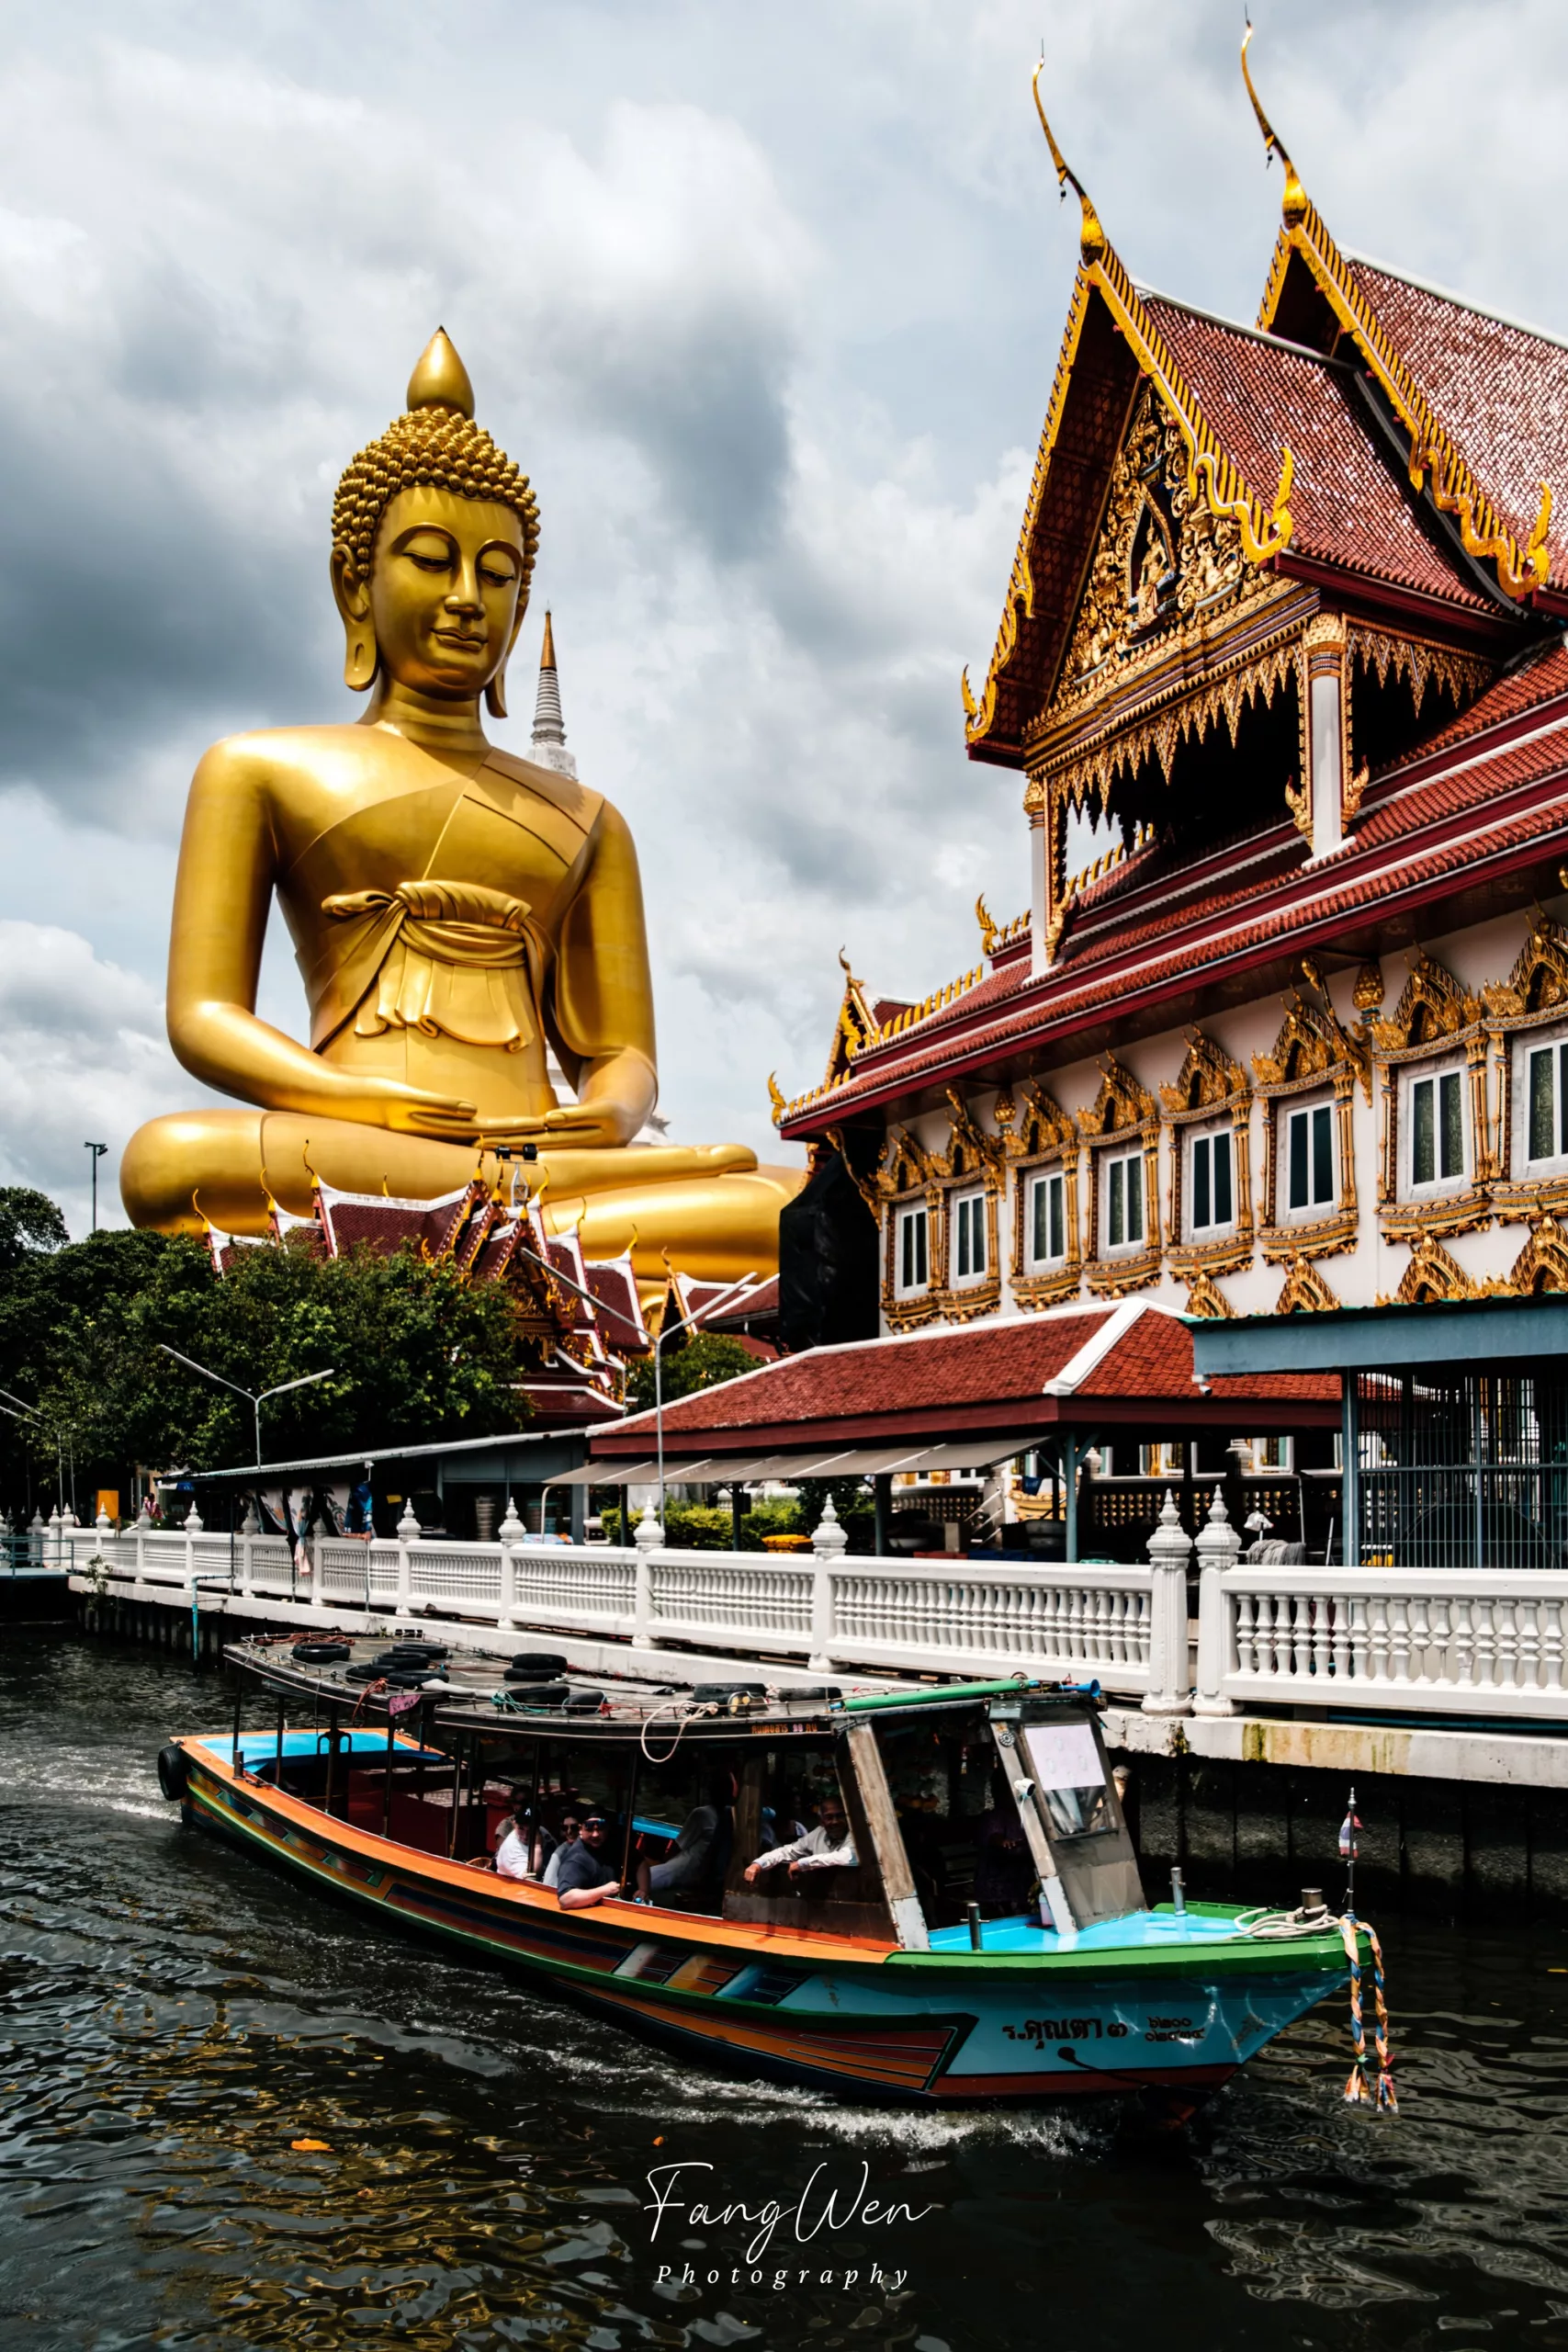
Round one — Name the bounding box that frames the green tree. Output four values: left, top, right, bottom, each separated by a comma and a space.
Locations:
0, 1215, 533, 1508
626, 1331, 761, 1413
0, 1186, 68, 1272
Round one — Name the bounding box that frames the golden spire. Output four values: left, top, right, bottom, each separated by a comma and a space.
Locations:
539, 608, 557, 671
1240, 21, 1308, 226
406, 326, 476, 418
1032, 60, 1105, 265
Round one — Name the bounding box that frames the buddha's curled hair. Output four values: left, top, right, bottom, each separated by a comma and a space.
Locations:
331, 405, 541, 594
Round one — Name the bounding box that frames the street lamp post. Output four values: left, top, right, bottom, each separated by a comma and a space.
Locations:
84, 1142, 107, 1233
156, 1347, 335, 1469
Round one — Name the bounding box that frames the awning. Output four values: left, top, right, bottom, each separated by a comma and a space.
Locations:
905, 1433, 1044, 1473
580, 1436, 1043, 1485
544, 1455, 719, 1489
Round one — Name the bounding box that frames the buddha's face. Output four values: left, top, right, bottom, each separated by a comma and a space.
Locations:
349, 485, 526, 700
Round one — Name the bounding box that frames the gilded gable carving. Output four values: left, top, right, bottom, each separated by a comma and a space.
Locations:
1059, 384, 1254, 699
938, 1087, 1006, 1184
1485, 908, 1568, 1020
1508, 1216, 1568, 1295
1274, 1256, 1340, 1313
1394, 1233, 1479, 1305
1007, 1080, 1077, 1159
1077, 1056, 1158, 1139
1184, 1270, 1235, 1319
1160, 1028, 1248, 1116
1371, 951, 1480, 1053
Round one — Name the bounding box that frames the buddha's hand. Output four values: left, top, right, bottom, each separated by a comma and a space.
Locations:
476, 1102, 637, 1148
342, 1075, 480, 1137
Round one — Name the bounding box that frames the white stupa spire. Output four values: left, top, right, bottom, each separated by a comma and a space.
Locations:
529, 610, 578, 778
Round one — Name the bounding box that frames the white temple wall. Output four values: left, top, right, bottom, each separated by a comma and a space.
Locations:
874, 900, 1559, 1335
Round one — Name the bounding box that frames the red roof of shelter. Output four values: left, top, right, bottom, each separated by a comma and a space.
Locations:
592, 1304, 1337, 1455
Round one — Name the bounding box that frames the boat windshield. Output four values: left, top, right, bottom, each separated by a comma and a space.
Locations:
1021, 1718, 1113, 1842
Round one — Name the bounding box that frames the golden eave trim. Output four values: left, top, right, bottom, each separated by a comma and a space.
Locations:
965, 74, 1294, 756
1246, 36, 1550, 603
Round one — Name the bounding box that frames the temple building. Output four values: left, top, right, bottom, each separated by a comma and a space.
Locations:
205, 1173, 644, 1426
757, 57, 1568, 1566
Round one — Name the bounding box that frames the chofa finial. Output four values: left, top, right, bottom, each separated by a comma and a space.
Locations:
1032, 60, 1105, 266
407, 327, 476, 419
1240, 20, 1308, 227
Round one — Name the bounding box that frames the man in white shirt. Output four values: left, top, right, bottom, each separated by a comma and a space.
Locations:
743, 1793, 856, 1886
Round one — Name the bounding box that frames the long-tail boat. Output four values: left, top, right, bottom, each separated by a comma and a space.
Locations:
156, 1638, 1371, 2111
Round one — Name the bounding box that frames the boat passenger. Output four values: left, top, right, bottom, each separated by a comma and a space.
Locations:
971, 1804, 1033, 1919
542, 1814, 581, 1887
494, 1788, 555, 1870
555, 1814, 622, 1909
495, 1820, 532, 1880
742, 1793, 855, 1886
634, 1774, 732, 1905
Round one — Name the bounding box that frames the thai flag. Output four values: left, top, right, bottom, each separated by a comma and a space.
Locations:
1338, 1807, 1361, 1859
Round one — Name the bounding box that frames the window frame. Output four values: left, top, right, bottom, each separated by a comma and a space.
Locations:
1517, 1028, 1568, 1176
1100, 1145, 1146, 1255
894, 1202, 930, 1297
1186, 1122, 1237, 1241
949, 1186, 989, 1288
1025, 1168, 1068, 1270
1281, 1095, 1337, 1221
1402, 1057, 1469, 1199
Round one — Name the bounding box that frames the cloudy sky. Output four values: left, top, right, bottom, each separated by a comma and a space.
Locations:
1, 0, 1563, 1231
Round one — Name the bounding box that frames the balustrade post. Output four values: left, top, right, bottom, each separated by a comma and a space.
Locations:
1142, 1489, 1193, 1715
395, 1499, 418, 1612
809, 1496, 848, 1671
634, 1508, 660, 1645
184, 1499, 202, 1589
1192, 1486, 1240, 1717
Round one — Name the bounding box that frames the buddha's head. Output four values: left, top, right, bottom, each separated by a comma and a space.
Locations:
330, 330, 541, 717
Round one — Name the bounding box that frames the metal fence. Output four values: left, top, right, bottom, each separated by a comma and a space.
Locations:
1357, 1370, 1568, 1570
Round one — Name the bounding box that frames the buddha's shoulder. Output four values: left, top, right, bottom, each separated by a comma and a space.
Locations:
192, 722, 392, 788
479, 749, 610, 838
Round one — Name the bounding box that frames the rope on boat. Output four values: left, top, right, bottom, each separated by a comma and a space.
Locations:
1339, 1916, 1397, 2112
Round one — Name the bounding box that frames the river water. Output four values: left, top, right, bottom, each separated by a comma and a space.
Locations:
2, 1634, 1566, 2352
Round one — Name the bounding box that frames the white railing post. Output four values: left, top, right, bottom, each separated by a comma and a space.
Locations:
1193, 1485, 1241, 1717
46, 1506, 61, 1570
1142, 1488, 1193, 1715
395, 1499, 418, 1612
634, 1509, 661, 1645
184, 1499, 202, 1589
810, 1495, 848, 1671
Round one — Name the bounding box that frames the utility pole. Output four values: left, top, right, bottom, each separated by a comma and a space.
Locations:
84, 1142, 107, 1233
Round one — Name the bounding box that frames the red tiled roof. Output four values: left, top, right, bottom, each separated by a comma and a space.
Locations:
1346, 262, 1568, 591
782, 682, 1568, 1131
1145, 300, 1488, 613
592, 1306, 1336, 1453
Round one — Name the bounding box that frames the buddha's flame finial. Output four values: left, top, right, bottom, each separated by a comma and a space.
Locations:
1032, 60, 1105, 266
1241, 20, 1308, 227
406, 326, 476, 419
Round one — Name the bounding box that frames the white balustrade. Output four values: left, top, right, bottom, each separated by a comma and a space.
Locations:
1211, 1566, 1568, 1719
62, 1518, 1568, 1726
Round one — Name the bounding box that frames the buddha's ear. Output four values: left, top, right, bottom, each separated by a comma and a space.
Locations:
485, 591, 529, 720
330, 541, 379, 695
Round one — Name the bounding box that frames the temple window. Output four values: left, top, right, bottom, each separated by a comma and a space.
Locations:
896, 1204, 930, 1294
951, 1190, 988, 1284
1405, 1063, 1467, 1193
1187, 1127, 1235, 1237
1102, 1148, 1145, 1251
1520, 1034, 1568, 1170
1284, 1099, 1336, 1216
1027, 1170, 1067, 1267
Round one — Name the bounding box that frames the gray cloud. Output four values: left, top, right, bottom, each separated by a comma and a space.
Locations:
0, 0, 1563, 1197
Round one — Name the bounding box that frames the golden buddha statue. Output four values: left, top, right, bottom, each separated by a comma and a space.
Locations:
120, 330, 800, 1281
